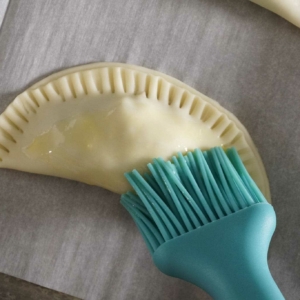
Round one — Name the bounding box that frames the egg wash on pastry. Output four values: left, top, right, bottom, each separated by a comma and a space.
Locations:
0, 63, 270, 201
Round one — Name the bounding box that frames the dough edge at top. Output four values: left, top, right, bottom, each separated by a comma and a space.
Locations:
251, 0, 300, 28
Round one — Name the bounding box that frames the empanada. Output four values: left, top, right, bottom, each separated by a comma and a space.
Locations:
251, 0, 300, 28
0, 63, 270, 200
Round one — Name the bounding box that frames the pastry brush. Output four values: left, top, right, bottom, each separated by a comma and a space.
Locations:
121, 147, 284, 300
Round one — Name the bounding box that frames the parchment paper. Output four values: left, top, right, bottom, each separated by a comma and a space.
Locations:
0, 1, 299, 299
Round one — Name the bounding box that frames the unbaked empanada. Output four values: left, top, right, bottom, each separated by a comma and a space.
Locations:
251, 0, 300, 28
0, 63, 270, 200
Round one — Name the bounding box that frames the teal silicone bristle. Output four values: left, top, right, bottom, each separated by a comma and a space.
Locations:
121, 147, 284, 300
121, 147, 267, 254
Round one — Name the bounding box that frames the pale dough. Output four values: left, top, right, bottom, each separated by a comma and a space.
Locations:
251, 0, 300, 28
0, 63, 271, 200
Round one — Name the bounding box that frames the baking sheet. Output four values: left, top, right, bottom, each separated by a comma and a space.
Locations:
0, 272, 81, 300
0, 0, 299, 299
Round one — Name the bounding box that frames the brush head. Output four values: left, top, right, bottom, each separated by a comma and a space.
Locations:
121, 147, 267, 254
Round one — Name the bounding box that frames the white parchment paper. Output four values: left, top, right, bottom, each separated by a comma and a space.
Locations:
0, 1, 299, 299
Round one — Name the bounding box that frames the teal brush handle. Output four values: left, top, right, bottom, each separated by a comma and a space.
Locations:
153, 203, 284, 300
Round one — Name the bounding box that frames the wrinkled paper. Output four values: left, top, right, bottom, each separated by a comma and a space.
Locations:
0, 1, 299, 299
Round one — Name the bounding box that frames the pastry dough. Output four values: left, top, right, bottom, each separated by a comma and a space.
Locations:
251, 0, 300, 28
0, 63, 270, 201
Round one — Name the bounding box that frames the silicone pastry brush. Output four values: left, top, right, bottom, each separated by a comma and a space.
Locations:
121, 147, 284, 300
